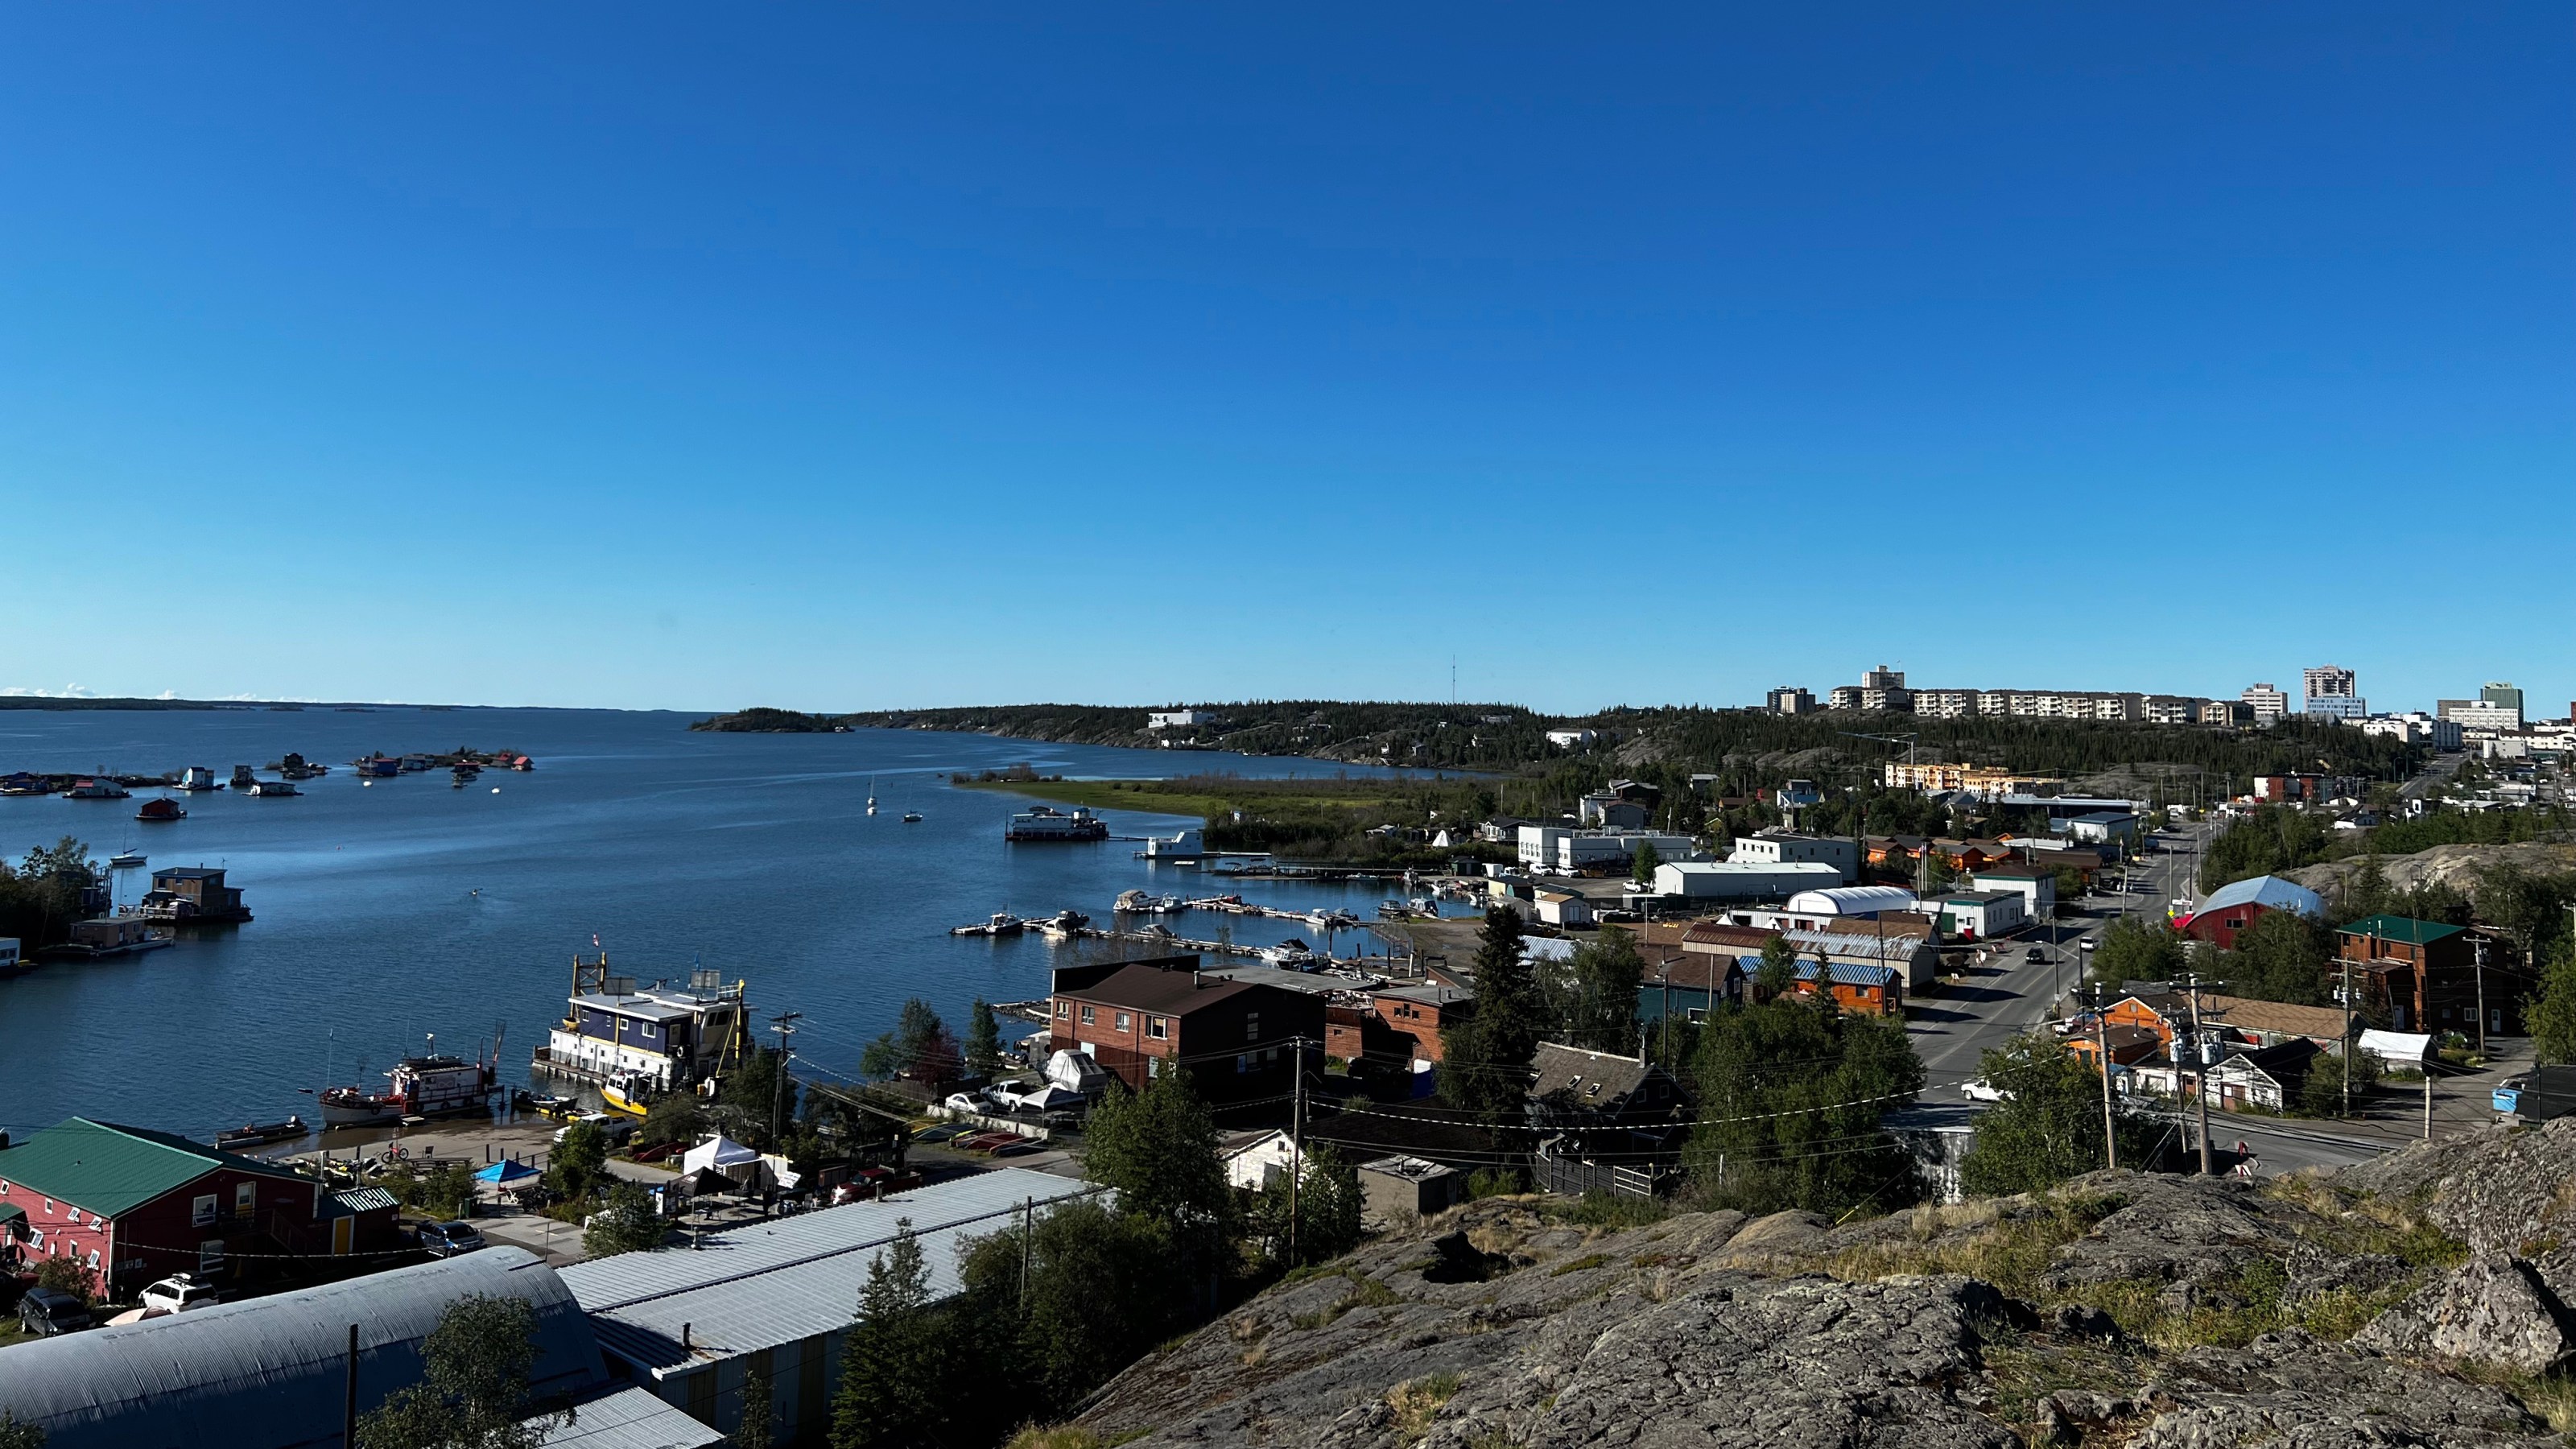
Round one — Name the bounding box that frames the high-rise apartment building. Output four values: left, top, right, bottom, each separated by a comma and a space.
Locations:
1765, 686, 1818, 715
2302, 665, 2366, 720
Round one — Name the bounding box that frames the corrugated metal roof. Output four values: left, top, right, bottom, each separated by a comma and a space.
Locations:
0, 1246, 603, 1449
2193, 874, 2325, 920
2339, 914, 2465, 945
0, 1118, 312, 1218
561, 1167, 1096, 1377
537, 1386, 724, 1449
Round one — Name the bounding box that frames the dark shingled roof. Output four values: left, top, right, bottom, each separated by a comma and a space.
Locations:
1055, 960, 1266, 1015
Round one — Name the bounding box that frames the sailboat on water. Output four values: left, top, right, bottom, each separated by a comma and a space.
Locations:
866, 775, 878, 817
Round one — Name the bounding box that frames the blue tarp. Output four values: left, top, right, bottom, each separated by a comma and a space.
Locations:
474, 1158, 539, 1184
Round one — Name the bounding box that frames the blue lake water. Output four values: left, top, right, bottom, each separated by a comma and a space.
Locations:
0, 708, 1442, 1140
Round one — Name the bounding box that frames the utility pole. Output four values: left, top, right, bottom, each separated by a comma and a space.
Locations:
2185, 971, 2212, 1176
2423, 1058, 2434, 1141
1286, 1035, 1307, 1261
766, 1011, 803, 1150
2472, 935, 2488, 1054
1018, 1195, 1033, 1307
2093, 985, 2118, 1171
2341, 951, 2357, 1117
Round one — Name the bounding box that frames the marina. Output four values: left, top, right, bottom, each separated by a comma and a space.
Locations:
0, 708, 1432, 1140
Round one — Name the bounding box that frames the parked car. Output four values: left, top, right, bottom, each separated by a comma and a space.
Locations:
1960, 1078, 2009, 1103
418, 1220, 489, 1257
138, 1274, 223, 1315
941, 1092, 993, 1115
18, 1286, 90, 1336
553, 1113, 636, 1147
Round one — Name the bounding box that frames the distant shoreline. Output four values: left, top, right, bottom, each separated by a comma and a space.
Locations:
0, 698, 682, 714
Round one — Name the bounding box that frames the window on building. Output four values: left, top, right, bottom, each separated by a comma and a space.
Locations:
1245, 1011, 1261, 1042
1079, 1005, 1096, 1026
235, 1182, 255, 1214
1055, 1000, 1069, 1019
199, 1239, 225, 1272
192, 1195, 217, 1228
1147, 1017, 1168, 1040
1114, 1012, 1131, 1032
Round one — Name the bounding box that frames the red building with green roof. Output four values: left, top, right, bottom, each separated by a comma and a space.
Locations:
0, 1118, 332, 1299
2334, 914, 2515, 1038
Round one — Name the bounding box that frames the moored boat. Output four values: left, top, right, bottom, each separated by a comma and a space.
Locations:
136, 798, 186, 823
319, 1030, 503, 1125
952, 911, 1027, 937
1005, 806, 1108, 842
214, 1116, 308, 1149
108, 849, 148, 869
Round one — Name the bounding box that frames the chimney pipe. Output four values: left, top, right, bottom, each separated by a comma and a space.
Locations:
681, 1323, 691, 1349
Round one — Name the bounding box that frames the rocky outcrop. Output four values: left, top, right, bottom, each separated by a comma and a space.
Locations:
1071, 1151, 2573, 1449
2336, 1117, 2576, 1257
2281, 842, 2576, 905
2353, 1253, 2576, 1376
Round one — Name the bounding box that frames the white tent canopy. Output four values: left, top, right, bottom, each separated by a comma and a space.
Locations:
2356, 1030, 2432, 1067
681, 1135, 762, 1175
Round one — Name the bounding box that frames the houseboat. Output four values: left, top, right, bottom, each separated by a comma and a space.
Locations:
1004, 805, 1109, 842
41, 916, 175, 960
275, 753, 328, 781
319, 1032, 503, 1125
136, 798, 186, 823
63, 778, 130, 800
0, 937, 26, 977
229, 765, 258, 790
176, 766, 223, 792
353, 756, 400, 778
137, 866, 252, 923
529, 954, 752, 1117
246, 778, 299, 797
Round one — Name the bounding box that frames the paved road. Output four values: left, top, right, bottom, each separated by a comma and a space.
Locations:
1909, 819, 2215, 1095
1900, 812, 2538, 1178
2398, 749, 2471, 803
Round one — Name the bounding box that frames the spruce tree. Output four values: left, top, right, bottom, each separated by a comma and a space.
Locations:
1440, 909, 1542, 1121
829, 1222, 945, 1449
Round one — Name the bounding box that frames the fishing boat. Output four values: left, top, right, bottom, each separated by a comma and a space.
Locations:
952, 911, 1027, 937
214, 1116, 308, 1150
317, 1030, 503, 1125
902, 810, 923, 824
108, 849, 148, 870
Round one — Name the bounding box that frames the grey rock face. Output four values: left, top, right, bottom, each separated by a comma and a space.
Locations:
2132, 1330, 2549, 1448
2337, 1118, 2576, 1256
2351, 1253, 2575, 1376
1075, 1156, 2567, 1449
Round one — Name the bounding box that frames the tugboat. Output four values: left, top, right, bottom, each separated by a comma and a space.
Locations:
317, 1030, 503, 1125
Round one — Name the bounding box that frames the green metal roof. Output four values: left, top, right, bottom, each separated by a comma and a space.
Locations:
2336, 914, 2465, 946
0, 1118, 311, 1218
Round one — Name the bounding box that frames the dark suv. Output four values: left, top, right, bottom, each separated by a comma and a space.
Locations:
18, 1286, 91, 1336
418, 1220, 488, 1258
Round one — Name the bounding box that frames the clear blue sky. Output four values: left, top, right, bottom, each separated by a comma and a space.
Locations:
4, 6, 2568, 716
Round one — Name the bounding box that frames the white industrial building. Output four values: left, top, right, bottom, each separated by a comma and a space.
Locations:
1725, 831, 1858, 883
1652, 861, 1843, 901
1517, 826, 1699, 875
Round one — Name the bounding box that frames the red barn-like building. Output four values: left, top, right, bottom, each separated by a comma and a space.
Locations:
0, 1118, 386, 1299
